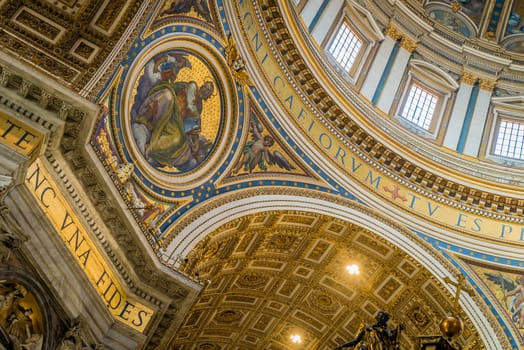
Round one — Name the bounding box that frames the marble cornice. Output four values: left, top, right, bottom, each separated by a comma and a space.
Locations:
418, 38, 464, 74
0, 56, 202, 347
259, 0, 524, 223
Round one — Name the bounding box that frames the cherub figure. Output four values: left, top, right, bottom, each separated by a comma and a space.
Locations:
233, 115, 295, 174
0, 283, 27, 328
58, 323, 82, 350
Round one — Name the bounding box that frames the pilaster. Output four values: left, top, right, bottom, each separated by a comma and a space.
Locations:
462, 79, 496, 157
443, 73, 477, 150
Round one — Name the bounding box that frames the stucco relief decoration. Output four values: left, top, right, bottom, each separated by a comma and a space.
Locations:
0, 281, 43, 349
129, 49, 220, 173
93, 104, 167, 230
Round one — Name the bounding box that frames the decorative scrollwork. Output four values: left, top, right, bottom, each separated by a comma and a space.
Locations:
226, 35, 253, 86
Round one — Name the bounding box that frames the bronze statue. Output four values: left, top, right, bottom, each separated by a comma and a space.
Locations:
335, 310, 402, 350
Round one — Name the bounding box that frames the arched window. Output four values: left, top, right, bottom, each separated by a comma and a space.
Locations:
321, 2, 383, 85
485, 98, 524, 164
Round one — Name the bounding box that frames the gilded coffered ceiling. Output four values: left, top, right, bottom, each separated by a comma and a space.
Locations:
168, 211, 483, 350
0, 0, 151, 91
2, 0, 523, 349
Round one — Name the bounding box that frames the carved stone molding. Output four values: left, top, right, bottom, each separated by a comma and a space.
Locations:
0, 52, 189, 300
0, 51, 202, 347
0, 1, 151, 92
58, 321, 105, 350
0, 204, 27, 264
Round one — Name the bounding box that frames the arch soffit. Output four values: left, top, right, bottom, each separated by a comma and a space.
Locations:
166, 192, 502, 349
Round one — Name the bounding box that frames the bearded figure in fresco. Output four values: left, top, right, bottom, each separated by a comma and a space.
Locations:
131, 52, 215, 171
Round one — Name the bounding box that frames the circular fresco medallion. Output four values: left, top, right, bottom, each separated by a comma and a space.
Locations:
129, 49, 221, 173
121, 37, 235, 189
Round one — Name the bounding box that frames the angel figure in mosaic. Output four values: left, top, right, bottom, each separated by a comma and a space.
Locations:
162, 0, 212, 22
485, 273, 524, 328
233, 114, 295, 174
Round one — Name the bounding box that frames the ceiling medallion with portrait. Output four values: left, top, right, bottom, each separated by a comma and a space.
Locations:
117, 34, 237, 190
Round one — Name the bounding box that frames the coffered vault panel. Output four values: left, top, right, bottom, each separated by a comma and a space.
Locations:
0, 0, 150, 91
169, 211, 481, 350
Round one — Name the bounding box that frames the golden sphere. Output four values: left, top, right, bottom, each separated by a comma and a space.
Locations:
439, 315, 464, 338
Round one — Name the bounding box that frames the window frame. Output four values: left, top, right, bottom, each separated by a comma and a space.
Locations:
393, 60, 458, 140
398, 83, 440, 131
491, 117, 524, 160
484, 100, 524, 166
326, 20, 365, 78
321, 2, 383, 86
